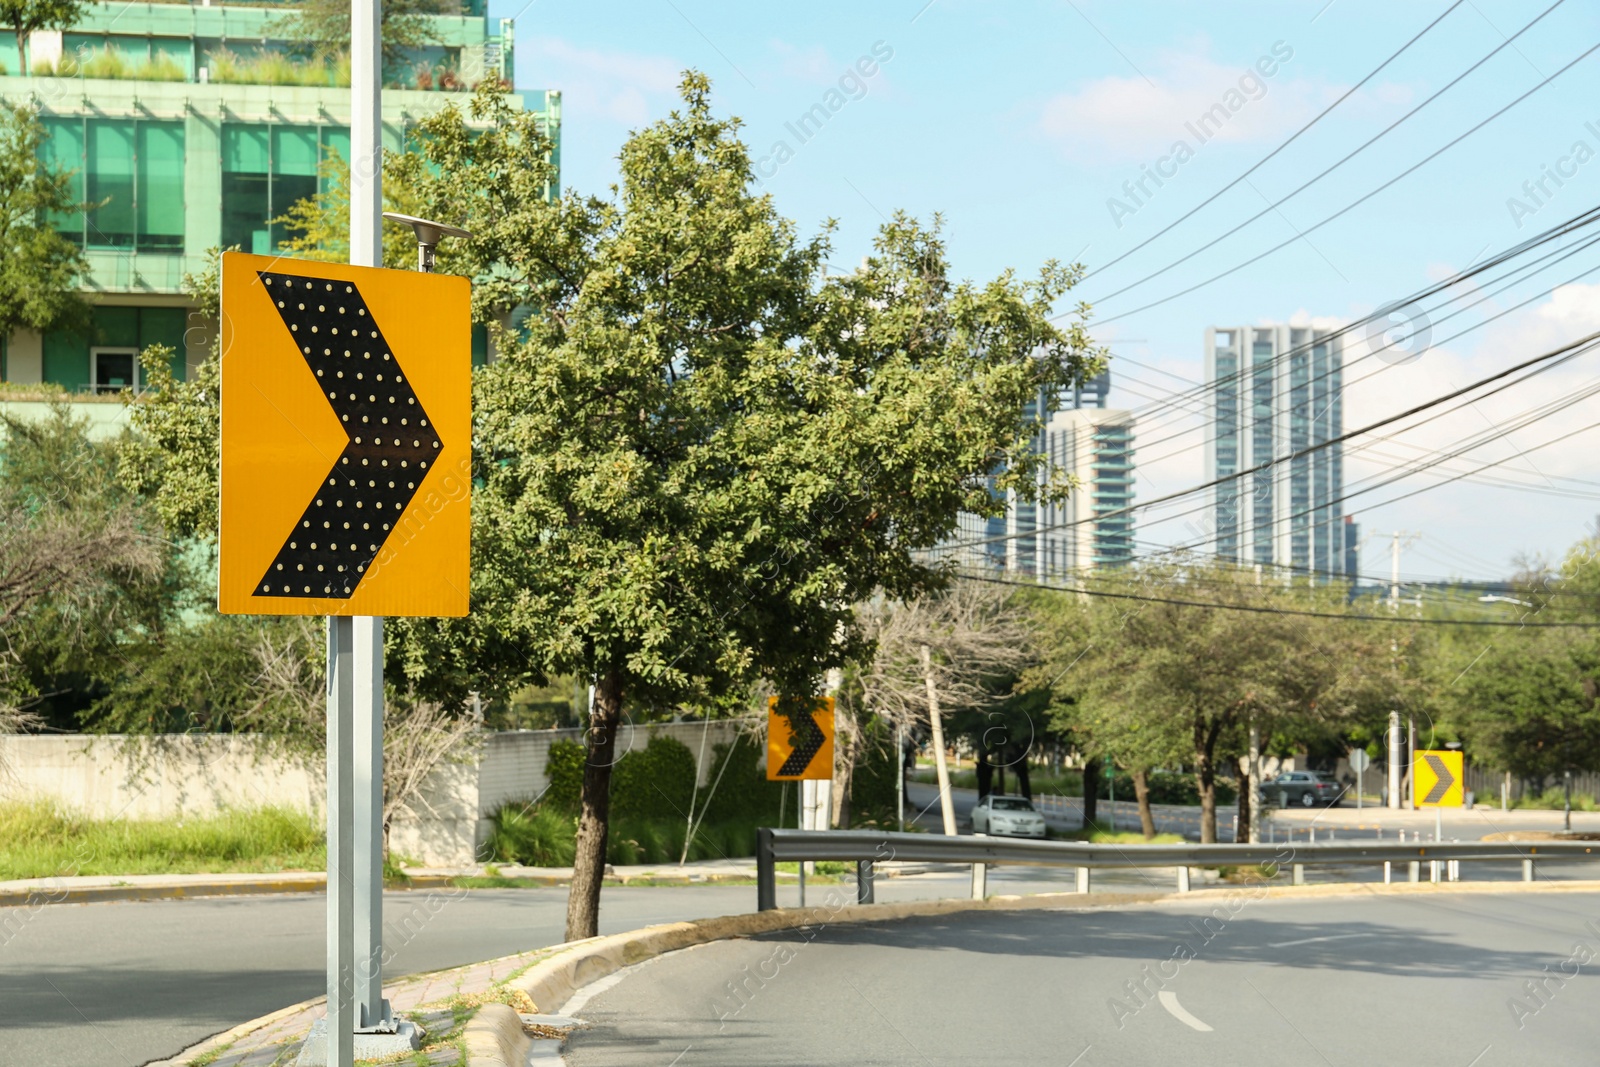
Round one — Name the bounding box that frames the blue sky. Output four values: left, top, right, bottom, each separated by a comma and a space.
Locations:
490, 0, 1600, 585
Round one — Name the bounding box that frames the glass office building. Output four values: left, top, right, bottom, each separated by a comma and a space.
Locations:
0, 1, 560, 398
945, 370, 1137, 577
1204, 325, 1346, 577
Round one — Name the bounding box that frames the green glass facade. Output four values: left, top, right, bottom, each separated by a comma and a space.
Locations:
0, 1, 561, 395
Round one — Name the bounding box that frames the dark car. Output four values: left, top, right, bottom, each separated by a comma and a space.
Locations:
1260, 771, 1343, 808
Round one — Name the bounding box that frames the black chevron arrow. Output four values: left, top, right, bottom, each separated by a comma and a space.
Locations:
1422, 753, 1456, 804
253, 270, 442, 600
779, 708, 826, 777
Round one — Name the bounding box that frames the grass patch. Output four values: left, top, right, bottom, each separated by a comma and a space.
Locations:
0, 800, 323, 880
1085, 830, 1185, 845
776, 860, 852, 876
1512, 789, 1599, 812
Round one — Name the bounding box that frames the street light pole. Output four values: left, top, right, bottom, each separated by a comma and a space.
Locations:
382, 212, 472, 274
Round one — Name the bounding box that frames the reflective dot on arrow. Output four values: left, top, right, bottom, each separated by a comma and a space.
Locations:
253, 272, 440, 600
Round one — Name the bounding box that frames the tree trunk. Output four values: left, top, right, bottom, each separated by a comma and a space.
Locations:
921, 644, 958, 836
1235, 757, 1251, 844
1193, 717, 1223, 844
1080, 753, 1100, 830
565, 669, 622, 942
14, 23, 26, 75
1131, 767, 1156, 839
993, 753, 1005, 797
1012, 747, 1032, 801
975, 748, 993, 799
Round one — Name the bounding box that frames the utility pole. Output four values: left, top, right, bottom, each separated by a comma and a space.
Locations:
1387, 710, 1403, 810
1247, 718, 1262, 843
1389, 531, 1401, 613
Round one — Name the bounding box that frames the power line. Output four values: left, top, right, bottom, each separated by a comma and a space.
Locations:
955, 328, 1600, 551
1123, 239, 1600, 468
959, 571, 1600, 628
1087, 0, 1568, 306
1079, 0, 1468, 283
1095, 40, 1600, 325
1101, 205, 1600, 429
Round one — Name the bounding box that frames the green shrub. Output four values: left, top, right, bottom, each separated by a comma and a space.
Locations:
543, 738, 585, 812
696, 735, 784, 822
482, 804, 576, 867
610, 733, 697, 819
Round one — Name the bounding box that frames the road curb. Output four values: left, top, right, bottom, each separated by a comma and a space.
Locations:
0, 870, 766, 909
463, 1003, 531, 1067
0, 875, 330, 908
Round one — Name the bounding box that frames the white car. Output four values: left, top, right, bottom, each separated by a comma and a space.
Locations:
969, 794, 1047, 838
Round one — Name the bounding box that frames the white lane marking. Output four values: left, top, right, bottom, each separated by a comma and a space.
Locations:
1264, 933, 1369, 949
1158, 990, 1213, 1032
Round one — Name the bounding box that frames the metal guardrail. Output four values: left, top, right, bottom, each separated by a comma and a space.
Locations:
754, 828, 1600, 911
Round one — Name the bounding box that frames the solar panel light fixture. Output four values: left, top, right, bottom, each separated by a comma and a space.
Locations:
382, 212, 472, 273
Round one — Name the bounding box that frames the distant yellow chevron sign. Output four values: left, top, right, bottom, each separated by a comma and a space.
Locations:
1414, 750, 1464, 808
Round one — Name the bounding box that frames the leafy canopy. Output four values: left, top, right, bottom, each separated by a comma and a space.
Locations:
0, 102, 88, 342
394, 74, 1102, 706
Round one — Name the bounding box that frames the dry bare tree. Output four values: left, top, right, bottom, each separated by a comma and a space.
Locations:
0, 410, 163, 776
856, 579, 1036, 834
244, 616, 480, 857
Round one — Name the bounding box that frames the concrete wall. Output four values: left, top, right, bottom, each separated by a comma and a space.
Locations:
0, 721, 751, 866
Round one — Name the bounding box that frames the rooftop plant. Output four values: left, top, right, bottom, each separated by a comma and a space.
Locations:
32, 47, 186, 82
205, 47, 350, 88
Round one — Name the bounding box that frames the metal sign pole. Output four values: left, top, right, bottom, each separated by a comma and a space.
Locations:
348, 0, 389, 1054
325, 618, 356, 1067
353, 617, 387, 1030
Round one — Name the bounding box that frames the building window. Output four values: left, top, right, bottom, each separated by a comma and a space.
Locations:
42, 117, 186, 252
221, 123, 349, 255
137, 123, 185, 252
87, 121, 135, 247
91, 347, 140, 393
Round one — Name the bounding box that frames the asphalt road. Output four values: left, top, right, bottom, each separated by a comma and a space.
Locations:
11, 788, 1597, 1067
0, 885, 762, 1067
565, 890, 1600, 1067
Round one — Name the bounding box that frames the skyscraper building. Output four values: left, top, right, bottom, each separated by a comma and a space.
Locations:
945, 370, 1136, 576
1204, 324, 1345, 577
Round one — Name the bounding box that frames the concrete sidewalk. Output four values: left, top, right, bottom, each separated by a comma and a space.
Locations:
151, 942, 560, 1067
0, 858, 777, 908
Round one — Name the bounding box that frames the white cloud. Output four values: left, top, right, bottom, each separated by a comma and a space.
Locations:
768, 40, 837, 87
524, 38, 682, 126
1037, 44, 1352, 163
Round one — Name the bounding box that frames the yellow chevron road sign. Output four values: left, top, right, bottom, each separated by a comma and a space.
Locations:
1414, 750, 1464, 808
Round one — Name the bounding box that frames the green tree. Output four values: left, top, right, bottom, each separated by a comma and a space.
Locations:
118, 256, 222, 539
0, 102, 89, 352
124, 76, 1100, 938
0, 0, 82, 73
1455, 631, 1600, 784
1029, 562, 1382, 842
463, 75, 1094, 939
